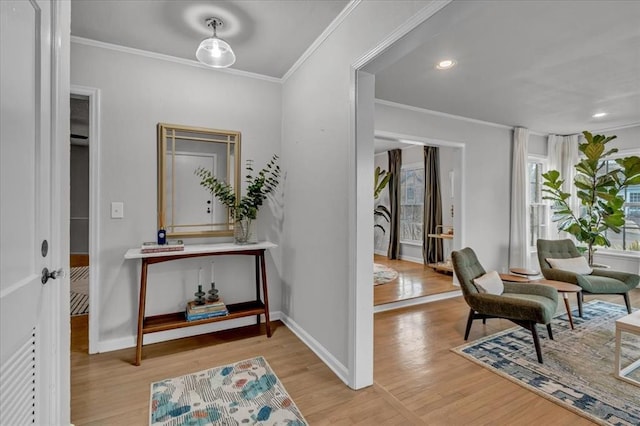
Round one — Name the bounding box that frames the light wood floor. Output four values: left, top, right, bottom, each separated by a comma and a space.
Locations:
374, 255, 457, 306
71, 289, 640, 425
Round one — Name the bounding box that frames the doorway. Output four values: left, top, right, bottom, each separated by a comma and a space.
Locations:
70, 85, 100, 354
70, 95, 90, 317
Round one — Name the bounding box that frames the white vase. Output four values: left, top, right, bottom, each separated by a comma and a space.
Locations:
234, 218, 257, 244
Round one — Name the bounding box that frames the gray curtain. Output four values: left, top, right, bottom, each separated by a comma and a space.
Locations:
423, 146, 443, 264
387, 149, 402, 259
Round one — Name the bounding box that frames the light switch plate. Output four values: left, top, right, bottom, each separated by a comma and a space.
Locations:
111, 202, 124, 219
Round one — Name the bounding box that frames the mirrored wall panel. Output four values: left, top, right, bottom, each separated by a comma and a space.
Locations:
158, 123, 241, 238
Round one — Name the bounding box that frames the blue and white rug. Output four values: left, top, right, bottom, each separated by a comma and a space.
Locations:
150, 356, 307, 426
452, 301, 640, 425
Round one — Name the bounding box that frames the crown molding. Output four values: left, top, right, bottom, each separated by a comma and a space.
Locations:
281, 0, 362, 83
375, 99, 552, 136
71, 36, 281, 84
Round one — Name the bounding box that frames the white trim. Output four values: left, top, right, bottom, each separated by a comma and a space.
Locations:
375, 130, 465, 149
594, 250, 640, 260
279, 313, 349, 385
281, 0, 362, 82
352, 1, 452, 70
349, 0, 462, 391
70, 36, 281, 84
374, 290, 461, 313
375, 99, 550, 136
398, 254, 423, 264
70, 84, 101, 355
49, 1, 71, 424
592, 122, 640, 133
96, 312, 282, 353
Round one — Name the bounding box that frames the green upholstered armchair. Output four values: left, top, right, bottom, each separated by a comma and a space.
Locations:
537, 239, 638, 315
451, 248, 558, 364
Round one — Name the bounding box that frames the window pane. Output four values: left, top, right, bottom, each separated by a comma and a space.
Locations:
400, 167, 424, 242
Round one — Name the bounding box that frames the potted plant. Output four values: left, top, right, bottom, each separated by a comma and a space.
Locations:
542, 131, 640, 265
374, 166, 391, 233
196, 154, 280, 244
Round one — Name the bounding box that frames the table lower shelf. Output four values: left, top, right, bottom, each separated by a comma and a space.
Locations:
143, 300, 266, 334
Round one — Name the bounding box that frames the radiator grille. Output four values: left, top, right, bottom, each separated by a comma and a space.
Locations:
0, 329, 36, 425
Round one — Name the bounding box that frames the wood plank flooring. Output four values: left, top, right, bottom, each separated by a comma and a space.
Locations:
374, 255, 457, 306
71, 288, 640, 425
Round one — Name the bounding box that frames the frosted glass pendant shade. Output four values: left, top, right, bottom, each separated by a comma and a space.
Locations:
196, 36, 236, 68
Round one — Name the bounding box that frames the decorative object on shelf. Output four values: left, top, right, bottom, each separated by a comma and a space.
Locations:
207, 283, 219, 302
196, 154, 280, 245
157, 227, 166, 245
185, 299, 228, 321
195, 17, 236, 68
194, 269, 206, 305
542, 131, 640, 265
140, 240, 184, 254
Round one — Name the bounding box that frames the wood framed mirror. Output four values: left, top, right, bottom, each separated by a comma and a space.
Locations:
157, 123, 241, 238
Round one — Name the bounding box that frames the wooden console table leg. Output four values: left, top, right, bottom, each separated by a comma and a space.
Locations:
135, 259, 149, 366
260, 251, 272, 337
255, 255, 261, 326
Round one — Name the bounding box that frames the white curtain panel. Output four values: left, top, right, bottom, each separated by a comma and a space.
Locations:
547, 134, 580, 239
510, 127, 530, 269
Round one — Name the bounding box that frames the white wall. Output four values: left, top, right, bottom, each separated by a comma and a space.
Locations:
605, 125, 640, 152
71, 43, 283, 350
375, 102, 513, 270
280, 1, 429, 378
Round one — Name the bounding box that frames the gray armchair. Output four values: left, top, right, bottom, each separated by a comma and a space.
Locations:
537, 239, 638, 315
451, 248, 558, 363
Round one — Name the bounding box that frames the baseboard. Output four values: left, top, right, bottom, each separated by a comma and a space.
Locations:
96, 311, 282, 353
373, 290, 462, 313
399, 254, 423, 264
278, 312, 350, 386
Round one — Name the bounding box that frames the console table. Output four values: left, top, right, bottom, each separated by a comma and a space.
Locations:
124, 241, 277, 365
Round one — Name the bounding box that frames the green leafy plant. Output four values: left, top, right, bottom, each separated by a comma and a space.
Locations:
195, 154, 281, 221
374, 166, 391, 233
542, 131, 640, 265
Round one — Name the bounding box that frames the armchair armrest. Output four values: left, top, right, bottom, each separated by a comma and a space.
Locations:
503, 282, 558, 302
591, 268, 640, 287
540, 267, 580, 285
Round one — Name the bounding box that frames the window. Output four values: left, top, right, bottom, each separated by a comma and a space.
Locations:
599, 157, 640, 252
528, 159, 549, 247
399, 164, 424, 243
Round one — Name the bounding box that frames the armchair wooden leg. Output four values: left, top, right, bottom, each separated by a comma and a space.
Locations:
531, 323, 543, 364
464, 309, 474, 340
547, 324, 553, 340
577, 292, 583, 318
623, 293, 632, 314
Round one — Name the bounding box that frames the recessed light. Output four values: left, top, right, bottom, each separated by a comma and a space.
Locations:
592, 112, 607, 118
436, 59, 456, 70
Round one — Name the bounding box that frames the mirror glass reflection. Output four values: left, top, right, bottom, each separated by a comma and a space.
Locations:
158, 123, 240, 238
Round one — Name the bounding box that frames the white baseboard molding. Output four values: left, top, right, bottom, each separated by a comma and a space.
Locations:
278, 312, 350, 386
374, 290, 461, 313
373, 250, 424, 265
96, 311, 282, 353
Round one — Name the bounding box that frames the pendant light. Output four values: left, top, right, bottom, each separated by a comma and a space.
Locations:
196, 17, 236, 68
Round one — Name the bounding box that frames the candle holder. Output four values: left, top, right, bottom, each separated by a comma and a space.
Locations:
207, 282, 219, 302
194, 284, 206, 305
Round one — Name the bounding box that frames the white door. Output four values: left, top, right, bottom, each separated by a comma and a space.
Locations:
166, 153, 218, 230
0, 1, 70, 424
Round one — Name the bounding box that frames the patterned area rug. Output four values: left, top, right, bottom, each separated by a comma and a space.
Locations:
150, 356, 307, 426
452, 301, 640, 425
70, 266, 89, 316
373, 263, 398, 285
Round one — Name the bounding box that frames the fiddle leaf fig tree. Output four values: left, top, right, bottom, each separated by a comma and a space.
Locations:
542, 131, 640, 265
374, 166, 391, 233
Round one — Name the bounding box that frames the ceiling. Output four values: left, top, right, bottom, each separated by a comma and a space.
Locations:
71, 1, 640, 137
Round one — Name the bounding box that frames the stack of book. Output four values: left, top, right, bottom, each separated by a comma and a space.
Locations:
185, 300, 228, 321
141, 240, 184, 254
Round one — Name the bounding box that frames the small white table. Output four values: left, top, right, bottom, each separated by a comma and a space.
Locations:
614, 311, 640, 387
